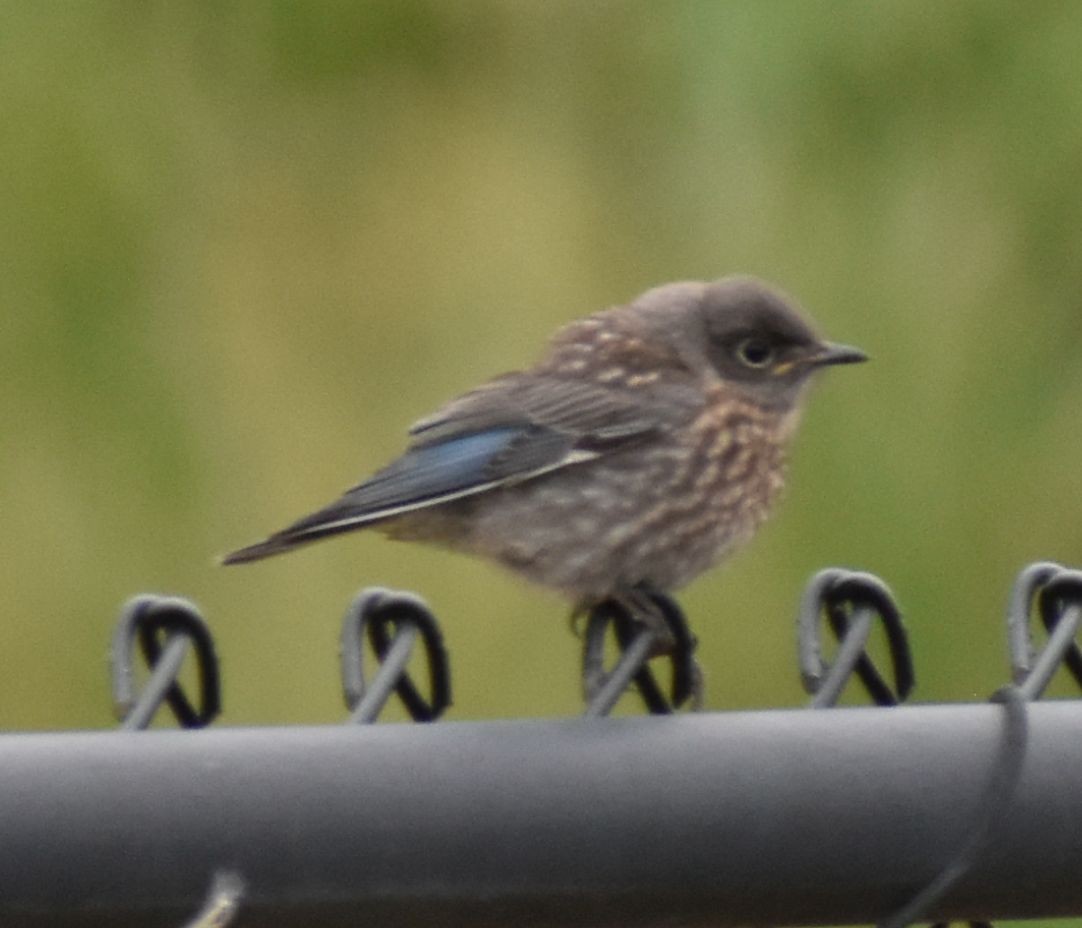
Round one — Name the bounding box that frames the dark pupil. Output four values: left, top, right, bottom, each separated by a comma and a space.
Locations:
740, 339, 772, 366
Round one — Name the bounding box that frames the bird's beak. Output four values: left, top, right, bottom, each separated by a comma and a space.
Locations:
812, 341, 868, 367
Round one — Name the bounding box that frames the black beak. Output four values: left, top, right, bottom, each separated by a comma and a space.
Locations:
812, 341, 868, 367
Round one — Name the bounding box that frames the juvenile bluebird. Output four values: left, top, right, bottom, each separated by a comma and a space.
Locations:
224, 276, 865, 634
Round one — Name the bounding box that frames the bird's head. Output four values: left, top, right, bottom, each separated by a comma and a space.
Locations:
687, 276, 866, 411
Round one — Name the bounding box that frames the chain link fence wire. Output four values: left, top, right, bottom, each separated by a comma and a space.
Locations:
581, 590, 700, 717
339, 587, 451, 724
798, 568, 913, 707
1, 561, 1080, 927
110, 595, 221, 730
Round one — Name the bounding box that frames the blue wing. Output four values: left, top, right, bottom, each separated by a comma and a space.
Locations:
337, 425, 584, 516
222, 373, 690, 565
221, 424, 592, 564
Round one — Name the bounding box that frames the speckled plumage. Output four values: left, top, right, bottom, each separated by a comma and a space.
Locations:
224, 276, 865, 612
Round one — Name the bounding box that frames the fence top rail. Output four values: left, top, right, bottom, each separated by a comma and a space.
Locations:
0, 701, 1079, 927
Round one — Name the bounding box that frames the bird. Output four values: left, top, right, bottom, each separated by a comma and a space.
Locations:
223, 275, 866, 640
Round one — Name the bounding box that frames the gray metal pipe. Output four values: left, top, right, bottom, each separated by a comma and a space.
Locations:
1, 702, 1080, 927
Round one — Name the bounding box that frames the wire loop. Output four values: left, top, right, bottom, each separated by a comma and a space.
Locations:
340, 588, 451, 723
111, 595, 221, 730
582, 591, 699, 717
798, 569, 913, 707
1007, 561, 1082, 698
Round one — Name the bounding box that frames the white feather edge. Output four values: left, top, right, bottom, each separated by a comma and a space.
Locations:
287, 447, 602, 539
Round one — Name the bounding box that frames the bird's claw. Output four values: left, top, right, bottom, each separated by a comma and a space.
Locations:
580, 587, 704, 712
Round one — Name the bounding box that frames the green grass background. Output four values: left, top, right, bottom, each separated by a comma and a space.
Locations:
4, 0, 1082, 748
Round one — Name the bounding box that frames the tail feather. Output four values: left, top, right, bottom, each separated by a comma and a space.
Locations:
221, 503, 388, 565
221, 535, 306, 565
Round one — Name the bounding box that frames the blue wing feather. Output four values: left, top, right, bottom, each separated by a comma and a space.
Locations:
344, 427, 525, 509
221, 372, 685, 565
221, 425, 581, 563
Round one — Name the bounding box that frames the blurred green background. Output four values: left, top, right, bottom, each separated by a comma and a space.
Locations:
4, 1, 1082, 736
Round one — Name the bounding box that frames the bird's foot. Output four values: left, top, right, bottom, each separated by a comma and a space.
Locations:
579, 586, 704, 711
612, 586, 678, 655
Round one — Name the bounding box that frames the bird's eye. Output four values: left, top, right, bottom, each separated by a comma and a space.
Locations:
736, 337, 775, 369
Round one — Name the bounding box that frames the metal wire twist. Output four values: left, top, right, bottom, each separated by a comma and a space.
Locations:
340, 587, 451, 724
582, 591, 700, 717
1007, 561, 1082, 698
798, 568, 914, 707
111, 595, 221, 730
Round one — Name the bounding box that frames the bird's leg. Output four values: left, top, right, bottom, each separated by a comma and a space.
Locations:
616, 585, 705, 710
613, 585, 678, 655
579, 586, 704, 710
579, 586, 672, 705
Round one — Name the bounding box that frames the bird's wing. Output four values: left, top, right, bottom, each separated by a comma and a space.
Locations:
222, 375, 689, 564
407, 373, 674, 447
